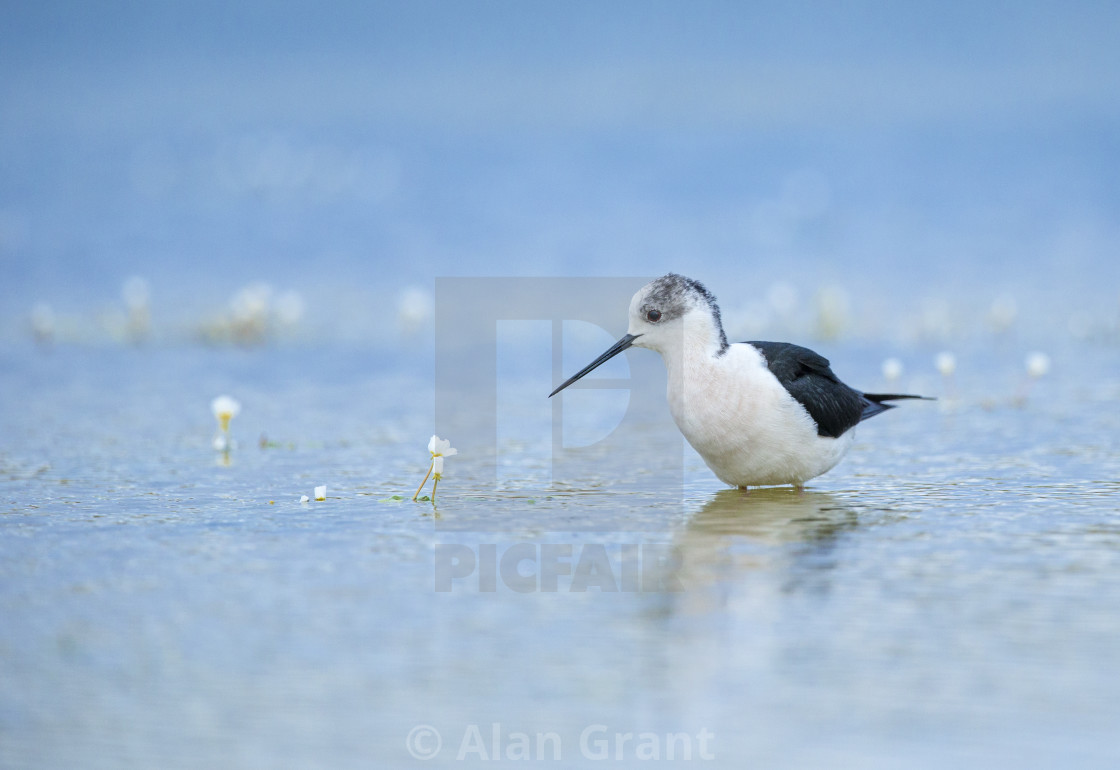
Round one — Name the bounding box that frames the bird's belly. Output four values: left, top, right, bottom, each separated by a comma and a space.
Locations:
670, 381, 852, 487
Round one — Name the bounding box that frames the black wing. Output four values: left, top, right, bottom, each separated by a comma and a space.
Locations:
746, 341, 872, 438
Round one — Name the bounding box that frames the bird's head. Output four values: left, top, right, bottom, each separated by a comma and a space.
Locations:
549, 273, 728, 397
626, 273, 728, 357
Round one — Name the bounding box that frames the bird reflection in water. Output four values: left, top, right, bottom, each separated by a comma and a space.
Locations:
669, 488, 863, 607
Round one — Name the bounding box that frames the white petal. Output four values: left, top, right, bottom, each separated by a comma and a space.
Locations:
428, 434, 439, 453
443, 447, 458, 457
211, 395, 241, 419
432, 456, 444, 475
314, 485, 326, 500
300, 495, 310, 503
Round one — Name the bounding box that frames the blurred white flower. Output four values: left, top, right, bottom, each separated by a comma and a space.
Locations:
300, 494, 310, 503
211, 395, 241, 454
935, 352, 957, 377
988, 294, 1018, 332
1025, 352, 1051, 379
211, 395, 242, 432
231, 283, 272, 321
227, 282, 273, 345
881, 357, 904, 382
314, 485, 326, 501
398, 287, 433, 334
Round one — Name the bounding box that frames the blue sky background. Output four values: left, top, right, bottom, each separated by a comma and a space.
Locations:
2, 0, 1118, 341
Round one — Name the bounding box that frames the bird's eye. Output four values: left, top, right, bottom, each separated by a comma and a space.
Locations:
646, 309, 662, 323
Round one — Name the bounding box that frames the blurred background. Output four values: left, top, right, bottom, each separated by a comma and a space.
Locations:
4, 5, 1120, 767
2, 0, 1118, 349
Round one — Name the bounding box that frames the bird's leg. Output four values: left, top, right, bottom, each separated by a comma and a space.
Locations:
792, 482, 805, 495
738, 485, 750, 495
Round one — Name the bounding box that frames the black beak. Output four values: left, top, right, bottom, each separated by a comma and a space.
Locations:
549, 333, 641, 397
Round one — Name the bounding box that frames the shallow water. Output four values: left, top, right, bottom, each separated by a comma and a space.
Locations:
2, 339, 1119, 768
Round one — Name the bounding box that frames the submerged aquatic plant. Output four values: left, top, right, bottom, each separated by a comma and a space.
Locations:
414, 434, 457, 503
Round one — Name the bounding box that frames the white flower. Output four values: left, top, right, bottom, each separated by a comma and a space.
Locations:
314, 485, 326, 501
415, 435, 457, 502
300, 495, 310, 503
1025, 352, 1050, 379
398, 287, 434, 333
881, 358, 904, 382
211, 395, 241, 432
428, 435, 458, 458
935, 352, 956, 377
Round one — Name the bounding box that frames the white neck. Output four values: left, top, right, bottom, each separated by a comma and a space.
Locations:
657, 312, 725, 385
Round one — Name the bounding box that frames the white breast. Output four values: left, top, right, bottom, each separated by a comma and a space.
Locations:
665, 343, 853, 487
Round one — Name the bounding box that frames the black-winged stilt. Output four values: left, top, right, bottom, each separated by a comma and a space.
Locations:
549, 273, 931, 489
